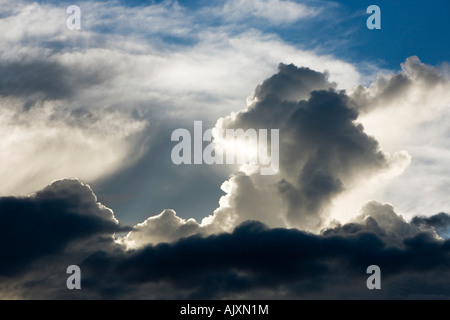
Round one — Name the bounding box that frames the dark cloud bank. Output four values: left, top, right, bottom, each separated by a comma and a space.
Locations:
1, 178, 449, 299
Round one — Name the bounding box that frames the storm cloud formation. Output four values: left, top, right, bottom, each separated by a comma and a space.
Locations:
0, 59, 448, 298
411, 213, 450, 239
1, 179, 450, 299
1, 0, 450, 301
0, 179, 121, 277
204, 63, 409, 232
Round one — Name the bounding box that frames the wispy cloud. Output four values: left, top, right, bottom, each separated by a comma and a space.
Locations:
220, 0, 320, 25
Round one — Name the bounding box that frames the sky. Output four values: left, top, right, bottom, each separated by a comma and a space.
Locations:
0, 0, 450, 299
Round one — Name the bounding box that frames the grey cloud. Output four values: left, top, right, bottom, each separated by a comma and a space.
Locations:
253, 63, 335, 101
0, 59, 73, 101
0, 58, 111, 104
347, 56, 450, 220
0, 179, 121, 277
411, 212, 450, 239
120, 209, 204, 247
323, 201, 421, 247
351, 56, 447, 113
0, 50, 149, 197
213, 63, 392, 231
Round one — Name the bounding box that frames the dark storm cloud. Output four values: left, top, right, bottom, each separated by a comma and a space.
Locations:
411, 213, 450, 238
253, 63, 336, 102
0, 179, 121, 276
219, 63, 388, 230
1, 180, 449, 299
276, 89, 385, 228
66, 219, 450, 299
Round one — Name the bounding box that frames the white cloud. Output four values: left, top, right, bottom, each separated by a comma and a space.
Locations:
0, 97, 147, 196
119, 209, 204, 248
221, 0, 320, 25
349, 57, 450, 220
322, 200, 424, 247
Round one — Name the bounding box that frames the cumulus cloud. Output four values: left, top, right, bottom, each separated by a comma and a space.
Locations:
201, 63, 409, 232
0, 179, 120, 277
119, 209, 204, 248
351, 56, 447, 116
196, 57, 450, 233
349, 57, 450, 218
323, 201, 421, 247
411, 213, 450, 239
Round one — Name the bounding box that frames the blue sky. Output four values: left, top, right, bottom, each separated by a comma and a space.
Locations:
338, 0, 450, 69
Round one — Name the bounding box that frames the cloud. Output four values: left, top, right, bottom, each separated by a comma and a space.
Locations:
323, 201, 421, 247
349, 57, 450, 219
202, 63, 409, 232
349, 56, 450, 155
119, 209, 204, 248
221, 0, 319, 25
113, 220, 449, 299
351, 56, 448, 121
0, 179, 120, 277
0, 59, 79, 100
0, 96, 147, 196
2, 1, 450, 300
200, 56, 450, 232
1, 180, 450, 299
411, 213, 450, 239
